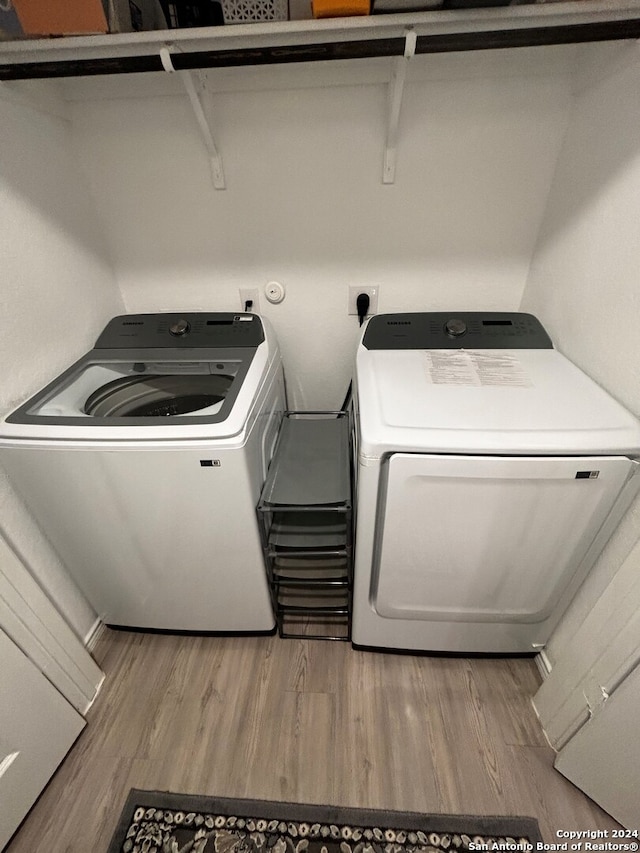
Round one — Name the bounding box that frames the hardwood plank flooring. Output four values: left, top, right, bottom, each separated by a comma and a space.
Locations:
6, 630, 620, 852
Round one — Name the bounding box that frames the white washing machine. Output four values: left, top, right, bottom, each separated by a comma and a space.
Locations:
352, 312, 640, 653
0, 313, 285, 632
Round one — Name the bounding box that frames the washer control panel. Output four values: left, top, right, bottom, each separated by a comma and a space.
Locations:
94, 313, 265, 349
363, 312, 553, 350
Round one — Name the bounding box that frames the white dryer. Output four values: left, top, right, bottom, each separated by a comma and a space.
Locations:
0, 313, 285, 632
352, 312, 640, 653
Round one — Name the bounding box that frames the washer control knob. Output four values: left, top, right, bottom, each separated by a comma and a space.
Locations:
445, 318, 467, 338
169, 319, 190, 337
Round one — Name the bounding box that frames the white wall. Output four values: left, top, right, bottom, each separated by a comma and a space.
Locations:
0, 82, 125, 639
68, 47, 573, 408
521, 44, 640, 716
0, 44, 605, 646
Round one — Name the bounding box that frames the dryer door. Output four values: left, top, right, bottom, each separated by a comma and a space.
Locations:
373, 454, 635, 625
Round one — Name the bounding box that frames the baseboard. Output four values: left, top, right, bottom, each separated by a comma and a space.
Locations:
84, 617, 107, 652
535, 649, 553, 680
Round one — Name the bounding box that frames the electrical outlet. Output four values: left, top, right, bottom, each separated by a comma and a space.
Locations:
239, 287, 260, 313
348, 286, 379, 317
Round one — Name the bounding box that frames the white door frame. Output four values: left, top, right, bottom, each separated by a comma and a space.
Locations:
555, 659, 640, 829
533, 534, 640, 749
0, 626, 86, 850
0, 533, 103, 715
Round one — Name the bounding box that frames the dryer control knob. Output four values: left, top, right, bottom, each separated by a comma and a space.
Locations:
445, 318, 467, 338
169, 319, 190, 337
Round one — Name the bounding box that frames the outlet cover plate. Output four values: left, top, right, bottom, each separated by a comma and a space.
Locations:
348, 286, 378, 316
239, 287, 260, 313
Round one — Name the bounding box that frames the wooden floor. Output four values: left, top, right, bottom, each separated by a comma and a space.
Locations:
7, 630, 619, 852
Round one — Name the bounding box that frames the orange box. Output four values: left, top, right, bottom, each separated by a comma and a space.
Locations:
12, 0, 108, 36
312, 0, 370, 16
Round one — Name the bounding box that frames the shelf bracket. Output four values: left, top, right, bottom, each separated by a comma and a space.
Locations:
160, 47, 226, 190
383, 30, 417, 185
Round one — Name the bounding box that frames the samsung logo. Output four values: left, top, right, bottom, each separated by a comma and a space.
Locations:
386, 321, 411, 326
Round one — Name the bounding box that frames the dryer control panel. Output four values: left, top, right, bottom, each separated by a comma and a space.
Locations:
94, 313, 265, 349
363, 312, 553, 349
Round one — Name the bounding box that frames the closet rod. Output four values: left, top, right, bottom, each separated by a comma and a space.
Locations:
1, 19, 639, 80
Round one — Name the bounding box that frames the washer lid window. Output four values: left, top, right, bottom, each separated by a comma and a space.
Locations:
8, 352, 254, 427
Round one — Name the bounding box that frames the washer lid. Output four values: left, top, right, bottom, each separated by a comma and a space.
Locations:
356, 347, 640, 457
10, 355, 248, 423
0, 313, 280, 443
3, 343, 269, 442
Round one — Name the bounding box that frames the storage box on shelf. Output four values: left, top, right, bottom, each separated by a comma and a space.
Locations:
220, 0, 288, 23
257, 411, 353, 641
311, 0, 370, 16
1, 0, 168, 37
9, 0, 108, 36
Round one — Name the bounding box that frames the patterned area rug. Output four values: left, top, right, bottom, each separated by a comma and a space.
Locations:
108, 791, 543, 853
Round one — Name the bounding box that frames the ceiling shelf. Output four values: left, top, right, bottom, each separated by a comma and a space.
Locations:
0, 0, 639, 80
